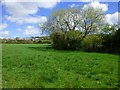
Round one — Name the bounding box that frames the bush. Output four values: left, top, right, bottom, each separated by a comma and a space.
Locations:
51, 32, 68, 50
81, 34, 103, 51
66, 31, 82, 50
102, 29, 120, 53
81, 29, 120, 54
51, 31, 82, 50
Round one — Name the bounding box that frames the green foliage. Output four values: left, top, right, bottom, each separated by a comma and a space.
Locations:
81, 34, 103, 51
103, 24, 118, 34
102, 29, 120, 53
34, 40, 52, 44
2, 44, 118, 88
41, 40, 52, 44
51, 32, 68, 50
51, 31, 82, 50
66, 31, 82, 50
81, 28, 120, 54
42, 5, 106, 37
41, 4, 107, 51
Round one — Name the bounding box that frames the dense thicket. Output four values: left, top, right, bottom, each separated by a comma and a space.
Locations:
81, 29, 120, 54
51, 31, 82, 50
102, 29, 120, 53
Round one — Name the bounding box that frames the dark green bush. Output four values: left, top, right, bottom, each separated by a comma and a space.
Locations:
51, 32, 68, 50
66, 31, 82, 50
81, 34, 103, 51
102, 29, 120, 53
81, 29, 120, 54
51, 31, 82, 50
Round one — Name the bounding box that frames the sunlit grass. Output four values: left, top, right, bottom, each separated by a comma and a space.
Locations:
2, 44, 119, 88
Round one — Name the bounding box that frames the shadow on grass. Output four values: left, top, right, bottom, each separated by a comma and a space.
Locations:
28, 45, 78, 53
83, 50, 120, 55
28, 44, 120, 55
28, 44, 53, 51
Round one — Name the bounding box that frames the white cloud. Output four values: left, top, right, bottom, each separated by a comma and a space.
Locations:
2, 0, 60, 3
69, 4, 76, 8
17, 28, 22, 32
69, 4, 81, 8
80, 0, 101, 2
0, 30, 9, 37
5, 15, 47, 24
82, 0, 119, 2
0, 23, 7, 30
83, 2, 108, 12
80, 0, 99, 2
3, 0, 59, 24
23, 25, 40, 35
106, 12, 119, 25
0, 23, 10, 37
3, 1, 59, 16
63, 0, 119, 2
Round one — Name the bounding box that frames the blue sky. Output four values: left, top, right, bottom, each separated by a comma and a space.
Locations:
0, 1, 119, 38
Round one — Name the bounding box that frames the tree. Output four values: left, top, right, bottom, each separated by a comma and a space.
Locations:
79, 6, 106, 42
41, 8, 81, 34
102, 24, 118, 34
40, 3, 106, 50
42, 4, 106, 40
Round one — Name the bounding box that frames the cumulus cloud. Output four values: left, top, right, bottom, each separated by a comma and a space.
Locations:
71, 2, 118, 26
106, 12, 119, 25
23, 26, 41, 35
0, 30, 9, 37
0, 23, 9, 37
80, 0, 99, 2
5, 15, 47, 24
67, 0, 119, 2
0, 23, 7, 30
2, 0, 60, 3
2, 0, 59, 24
17, 28, 22, 32
1, 0, 119, 2
69, 4, 81, 8
83, 2, 108, 12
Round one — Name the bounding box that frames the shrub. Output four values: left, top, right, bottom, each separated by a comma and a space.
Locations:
51, 31, 82, 50
51, 32, 68, 50
102, 29, 120, 53
66, 31, 82, 50
81, 34, 103, 51
81, 29, 120, 54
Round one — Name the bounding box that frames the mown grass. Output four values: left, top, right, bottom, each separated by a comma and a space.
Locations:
2, 44, 119, 88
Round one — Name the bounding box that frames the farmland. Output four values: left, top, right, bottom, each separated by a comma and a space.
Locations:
2, 44, 119, 88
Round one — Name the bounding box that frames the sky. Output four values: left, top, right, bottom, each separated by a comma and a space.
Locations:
0, 0, 119, 38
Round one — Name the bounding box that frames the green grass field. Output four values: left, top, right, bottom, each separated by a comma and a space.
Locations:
2, 44, 119, 88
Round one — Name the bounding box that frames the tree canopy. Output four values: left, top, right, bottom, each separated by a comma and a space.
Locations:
39, 3, 119, 51
41, 5, 106, 39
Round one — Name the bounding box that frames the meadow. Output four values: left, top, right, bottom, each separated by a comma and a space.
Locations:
2, 44, 119, 88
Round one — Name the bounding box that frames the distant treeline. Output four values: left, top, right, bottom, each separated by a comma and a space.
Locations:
0, 36, 52, 44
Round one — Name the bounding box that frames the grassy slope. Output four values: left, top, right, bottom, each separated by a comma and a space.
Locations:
2, 44, 119, 88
